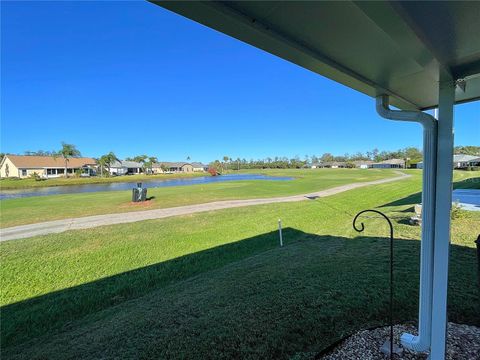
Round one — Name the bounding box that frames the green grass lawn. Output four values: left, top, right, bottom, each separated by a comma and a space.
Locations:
0, 172, 206, 189
1, 171, 479, 359
0, 169, 399, 227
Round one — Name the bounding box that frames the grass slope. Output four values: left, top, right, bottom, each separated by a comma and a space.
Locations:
1, 171, 479, 359
0, 169, 398, 227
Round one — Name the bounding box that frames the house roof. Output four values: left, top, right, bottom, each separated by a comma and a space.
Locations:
110, 160, 143, 168
191, 162, 207, 168
153, 162, 192, 168
453, 154, 479, 162
352, 160, 374, 165
153, 1, 480, 110
373, 158, 405, 165
4, 155, 96, 169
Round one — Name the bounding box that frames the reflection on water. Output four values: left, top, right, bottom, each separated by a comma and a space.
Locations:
0, 174, 293, 200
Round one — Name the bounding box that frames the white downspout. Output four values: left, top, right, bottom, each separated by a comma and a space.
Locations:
376, 95, 437, 352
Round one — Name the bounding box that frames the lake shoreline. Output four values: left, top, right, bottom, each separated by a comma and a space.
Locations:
0, 174, 294, 200
0, 172, 208, 190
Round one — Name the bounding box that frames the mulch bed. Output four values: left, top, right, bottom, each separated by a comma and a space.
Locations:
318, 322, 480, 360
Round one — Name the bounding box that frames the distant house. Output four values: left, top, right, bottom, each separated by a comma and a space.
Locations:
371, 158, 405, 169
321, 161, 346, 168
352, 160, 373, 169
453, 154, 480, 169
417, 154, 480, 169
152, 162, 194, 173
407, 160, 423, 169
469, 157, 480, 167
191, 162, 208, 172
109, 160, 143, 175
0, 155, 97, 178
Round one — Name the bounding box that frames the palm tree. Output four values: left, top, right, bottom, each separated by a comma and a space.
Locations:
55, 142, 81, 178
132, 155, 148, 173
97, 152, 120, 177
186, 156, 191, 161
223, 156, 229, 173
145, 156, 158, 174
97, 158, 106, 177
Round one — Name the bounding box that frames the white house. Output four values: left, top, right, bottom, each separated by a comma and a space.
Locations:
191, 162, 208, 172
109, 160, 143, 175
352, 160, 374, 169
371, 158, 405, 169
316, 161, 346, 168
152, 162, 194, 173
452, 154, 480, 169
417, 155, 480, 169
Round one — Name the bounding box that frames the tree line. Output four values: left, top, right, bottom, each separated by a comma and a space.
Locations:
211, 145, 480, 171
210, 147, 428, 170
453, 146, 480, 156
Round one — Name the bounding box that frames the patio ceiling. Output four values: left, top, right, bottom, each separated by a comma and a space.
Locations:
152, 1, 480, 111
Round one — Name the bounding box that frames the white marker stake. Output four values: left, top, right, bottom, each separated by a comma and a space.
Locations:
278, 219, 283, 247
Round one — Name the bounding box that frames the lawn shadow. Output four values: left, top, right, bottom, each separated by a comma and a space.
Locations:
1, 229, 478, 358
454, 176, 480, 189
1, 228, 308, 348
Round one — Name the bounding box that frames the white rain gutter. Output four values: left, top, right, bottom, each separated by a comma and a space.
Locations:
376, 95, 437, 352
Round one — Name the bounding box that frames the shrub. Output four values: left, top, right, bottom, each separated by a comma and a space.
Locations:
451, 201, 464, 220
208, 167, 218, 176
30, 172, 42, 181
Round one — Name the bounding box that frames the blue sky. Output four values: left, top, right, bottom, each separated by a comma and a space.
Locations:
1, 1, 478, 162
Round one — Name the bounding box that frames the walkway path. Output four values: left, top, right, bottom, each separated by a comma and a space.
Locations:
1, 172, 409, 241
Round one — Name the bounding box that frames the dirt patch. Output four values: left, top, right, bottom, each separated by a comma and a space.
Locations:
120, 200, 156, 209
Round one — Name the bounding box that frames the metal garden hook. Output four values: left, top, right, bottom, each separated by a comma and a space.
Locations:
353, 209, 397, 359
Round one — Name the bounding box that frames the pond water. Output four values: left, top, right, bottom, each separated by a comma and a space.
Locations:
452, 189, 480, 211
0, 174, 294, 200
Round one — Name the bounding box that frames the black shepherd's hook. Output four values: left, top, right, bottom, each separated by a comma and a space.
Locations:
353, 209, 394, 359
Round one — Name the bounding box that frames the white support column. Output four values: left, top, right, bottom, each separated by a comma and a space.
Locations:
430, 77, 455, 359
376, 95, 438, 353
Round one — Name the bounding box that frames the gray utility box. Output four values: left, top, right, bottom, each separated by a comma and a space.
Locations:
132, 186, 147, 202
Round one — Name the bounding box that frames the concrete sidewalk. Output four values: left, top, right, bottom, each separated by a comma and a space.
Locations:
1, 173, 409, 242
